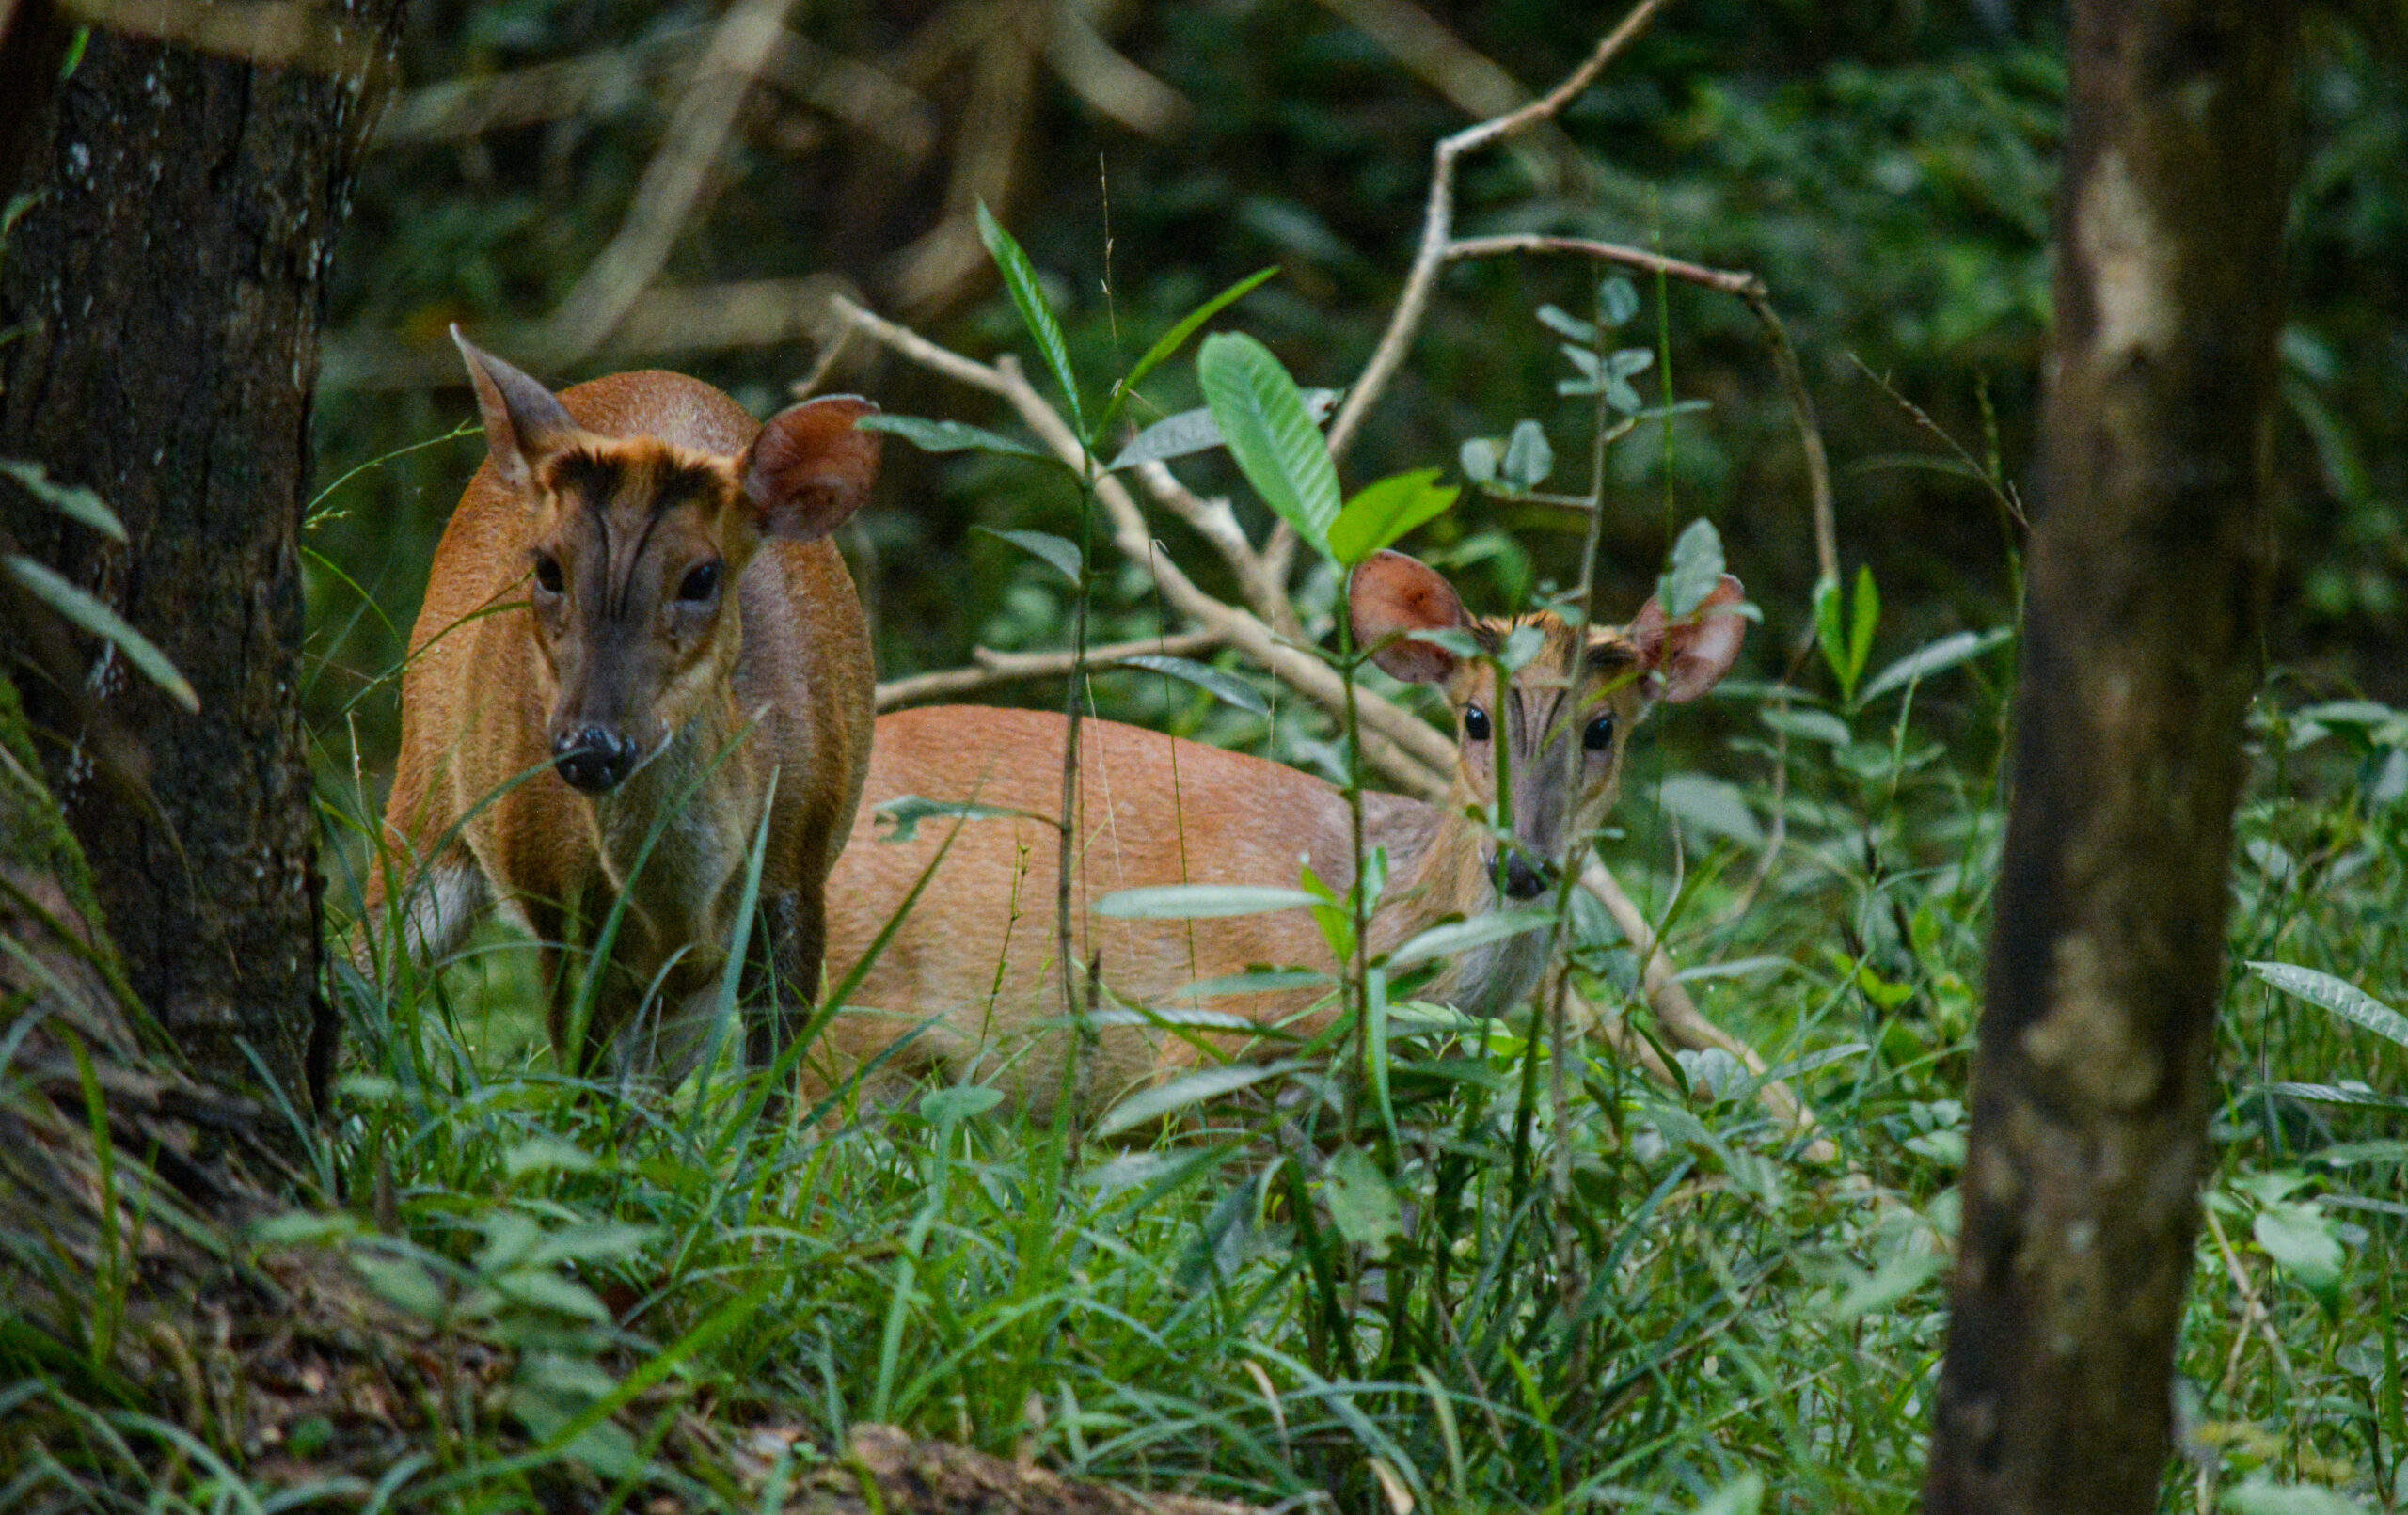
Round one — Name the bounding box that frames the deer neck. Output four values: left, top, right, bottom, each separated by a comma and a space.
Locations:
1368, 782, 1554, 1018
584, 683, 764, 943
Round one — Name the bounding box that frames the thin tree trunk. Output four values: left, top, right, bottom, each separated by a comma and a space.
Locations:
0, 8, 404, 1116
1924, 2, 2299, 1510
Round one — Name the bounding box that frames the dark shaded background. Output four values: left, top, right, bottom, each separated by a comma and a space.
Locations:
307, 0, 2408, 775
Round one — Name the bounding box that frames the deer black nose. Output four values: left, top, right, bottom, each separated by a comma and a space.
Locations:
1499, 852, 1556, 901
553, 726, 638, 793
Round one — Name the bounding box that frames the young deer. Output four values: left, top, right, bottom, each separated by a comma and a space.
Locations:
816, 550, 1744, 1114
365, 332, 879, 1076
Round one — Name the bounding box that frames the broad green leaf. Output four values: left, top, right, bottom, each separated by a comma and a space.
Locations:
1094, 1060, 1311, 1137
1082, 1005, 1259, 1031
1680, 956, 1803, 986
1094, 883, 1321, 920
527, 1222, 655, 1269
0, 459, 125, 540
1828, 1250, 1945, 1321
497, 1270, 612, 1322
1099, 265, 1280, 435
976, 200, 1083, 437
1174, 969, 1332, 1000
1114, 653, 1269, 716
856, 413, 1050, 461
1501, 419, 1553, 489
1327, 467, 1458, 566
1386, 908, 1555, 970
1607, 347, 1656, 380
502, 1138, 596, 1179
8, 556, 198, 712
2253, 1201, 2346, 1293
351, 1252, 445, 1319
1763, 706, 1851, 747
1459, 436, 1499, 485
920, 1085, 1004, 1125
973, 525, 1083, 584
1535, 304, 1594, 342
1813, 576, 1849, 700
1599, 276, 1640, 327
2317, 1139, 2408, 1166
1655, 773, 1765, 847
1196, 331, 1340, 557
2256, 1081, 2408, 1112
1657, 518, 1727, 618
1847, 564, 1881, 686
1858, 626, 2015, 705
1694, 1472, 1766, 1515
249, 1211, 360, 1247
1105, 387, 1339, 472
1323, 1145, 1402, 1255
2220, 1477, 2368, 1515
873, 795, 1041, 844
2248, 961, 2408, 1050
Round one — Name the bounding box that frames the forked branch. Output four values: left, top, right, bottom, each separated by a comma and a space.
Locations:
827, 295, 1835, 1159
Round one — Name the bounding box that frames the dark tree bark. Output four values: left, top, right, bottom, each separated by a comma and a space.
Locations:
0, 6, 405, 1115
1925, 3, 2301, 1511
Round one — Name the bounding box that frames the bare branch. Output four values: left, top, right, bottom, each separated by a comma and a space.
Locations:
1046, 1, 1191, 137
1323, 0, 1675, 466
875, 630, 1224, 711
59, 0, 380, 73
1130, 461, 1301, 639
536, 0, 808, 364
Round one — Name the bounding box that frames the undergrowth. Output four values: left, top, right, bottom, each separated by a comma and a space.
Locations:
12, 278, 2406, 1515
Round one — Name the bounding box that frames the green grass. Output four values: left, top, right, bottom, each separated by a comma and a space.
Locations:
16, 613, 2372, 1513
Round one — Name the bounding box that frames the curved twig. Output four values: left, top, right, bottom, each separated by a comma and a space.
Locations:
875, 629, 1223, 710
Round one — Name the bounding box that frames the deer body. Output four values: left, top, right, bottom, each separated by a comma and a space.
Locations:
370, 339, 880, 1074
816, 552, 1745, 1115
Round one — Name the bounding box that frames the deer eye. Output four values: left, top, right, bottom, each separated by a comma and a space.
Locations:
1463, 704, 1491, 742
532, 555, 564, 595
1583, 712, 1616, 751
677, 560, 723, 603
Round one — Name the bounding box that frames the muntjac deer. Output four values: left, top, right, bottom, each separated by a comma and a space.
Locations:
365, 332, 879, 1077
816, 550, 1745, 1115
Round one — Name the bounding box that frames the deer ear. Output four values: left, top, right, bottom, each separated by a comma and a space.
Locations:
740, 395, 881, 542
1350, 550, 1471, 684
1629, 574, 1748, 703
452, 326, 577, 489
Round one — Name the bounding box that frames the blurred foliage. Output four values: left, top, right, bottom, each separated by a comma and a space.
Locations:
311, 0, 2408, 774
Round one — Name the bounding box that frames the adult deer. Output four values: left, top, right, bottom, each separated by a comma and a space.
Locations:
365, 332, 879, 1077
816, 550, 1744, 1114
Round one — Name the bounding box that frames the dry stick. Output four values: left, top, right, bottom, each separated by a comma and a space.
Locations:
1444, 232, 1838, 588
1129, 461, 1303, 639
830, 297, 1452, 788
1323, 0, 1675, 466
830, 297, 1830, 1150
875, 630, 1224, 712
538, 0, 806, 363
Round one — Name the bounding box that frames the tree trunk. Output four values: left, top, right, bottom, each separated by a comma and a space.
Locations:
0, 6, 405, 1115
1924, 3, 2299, 1511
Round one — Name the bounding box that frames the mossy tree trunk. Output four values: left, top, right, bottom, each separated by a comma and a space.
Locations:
1924, 2, 2301, 1510
0, 5, 405, 1116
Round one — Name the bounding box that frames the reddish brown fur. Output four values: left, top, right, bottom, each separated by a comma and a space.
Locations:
368, 365, 876, 1073
816, 555, 1746, 1117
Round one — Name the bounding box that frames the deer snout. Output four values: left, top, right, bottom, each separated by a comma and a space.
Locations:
1497, 851, 1557, 902
552, 725, 640, 793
